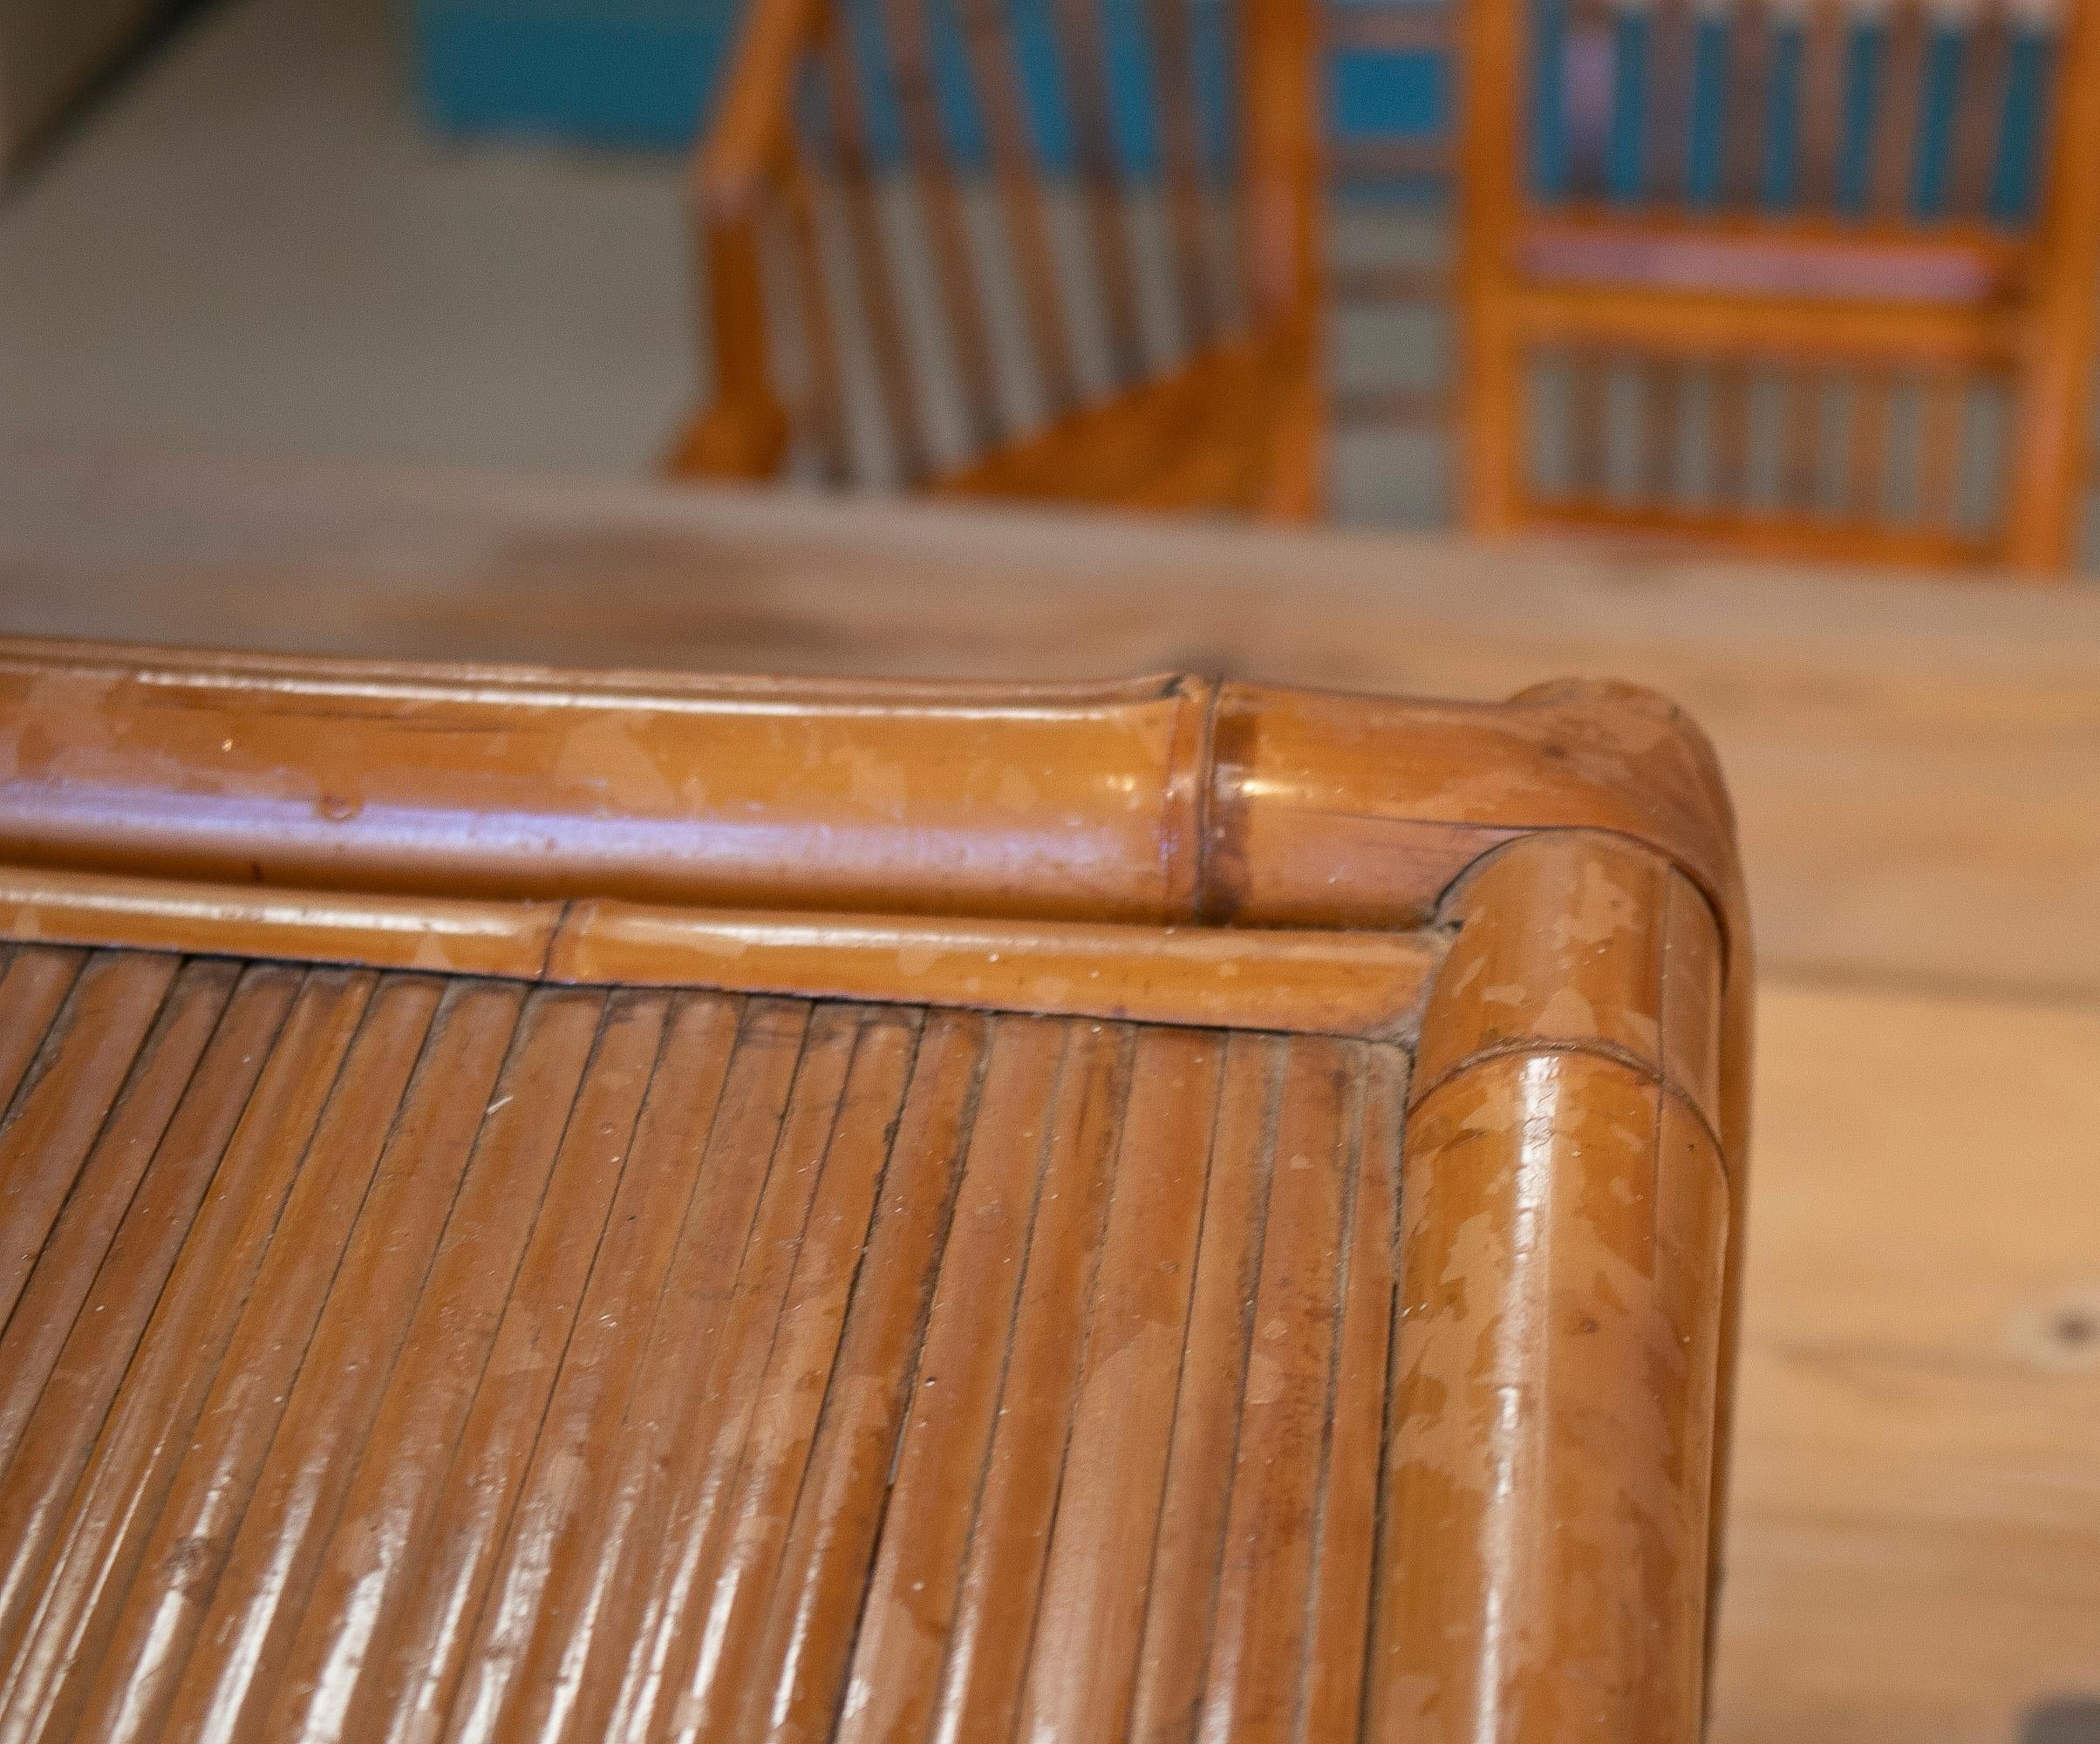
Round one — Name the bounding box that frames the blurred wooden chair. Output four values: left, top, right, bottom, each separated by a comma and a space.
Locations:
672, 0, 1324, 517
1457, 0, 2100, 573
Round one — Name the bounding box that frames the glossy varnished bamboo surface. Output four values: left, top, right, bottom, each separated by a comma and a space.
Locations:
0, 639, 1741, 940
1379, 831, 1731, 1743
0, 946, 1408, 1744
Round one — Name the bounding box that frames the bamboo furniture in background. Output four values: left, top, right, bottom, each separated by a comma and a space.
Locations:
671, 0, 1325, 515
676, 0, 2100, 569
1457, 0, 2100, 573
0, 637, 1750, 1742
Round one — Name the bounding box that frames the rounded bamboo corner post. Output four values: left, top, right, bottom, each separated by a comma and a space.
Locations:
1372, 828, 1737, 1744
2001, 0, 2100, 573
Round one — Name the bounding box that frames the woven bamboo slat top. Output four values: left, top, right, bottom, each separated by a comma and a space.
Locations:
0, 638, 1749, 1744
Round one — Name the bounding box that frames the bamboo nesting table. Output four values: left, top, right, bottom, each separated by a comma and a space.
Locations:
0, 637, 1749, 1743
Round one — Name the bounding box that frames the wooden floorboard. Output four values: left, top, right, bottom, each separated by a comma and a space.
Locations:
1719, 982, 2100, 1744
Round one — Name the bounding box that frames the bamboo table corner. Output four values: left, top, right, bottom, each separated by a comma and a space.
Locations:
0, 638, 1749, 1743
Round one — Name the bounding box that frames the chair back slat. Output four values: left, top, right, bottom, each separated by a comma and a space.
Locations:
815, 19, 934, 481
1640, 0, 1695, 204
875, 0, 1006, 452
1559, 0, 1616, 199
1242, 0, 1322, 320
1847, 0, 1934, 501
954, 0, 1084, 415
1707, 1, 1775, 502
1717, 1, 1775, 206
1637, 358, 1682, 495
1844, 370, 1892, 517
1052, 0, 1150, 385
1564, 346, 1611, 495
1521, 0, 2068, 228
1708, 365, 1753, 501
1947, 0, 2015, 217
1145, 0, 1220, 350
1916, 368, 1971, 524
782, 153, 855, 483
1793, 0, 1848, 213
1867, 0, 1930, 217
1776, 366, 1823, 512
1554, 0, 1614, 495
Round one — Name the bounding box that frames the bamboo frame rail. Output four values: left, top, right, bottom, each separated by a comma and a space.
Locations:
0, 865, 1447, 1040
0, 641, 1740, 935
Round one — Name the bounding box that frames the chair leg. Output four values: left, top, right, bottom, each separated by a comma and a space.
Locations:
1999, 0, 2100, 575
665, 399, 792, 481
1999, 346, 2089, 574
1456, 302, 1526, 535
